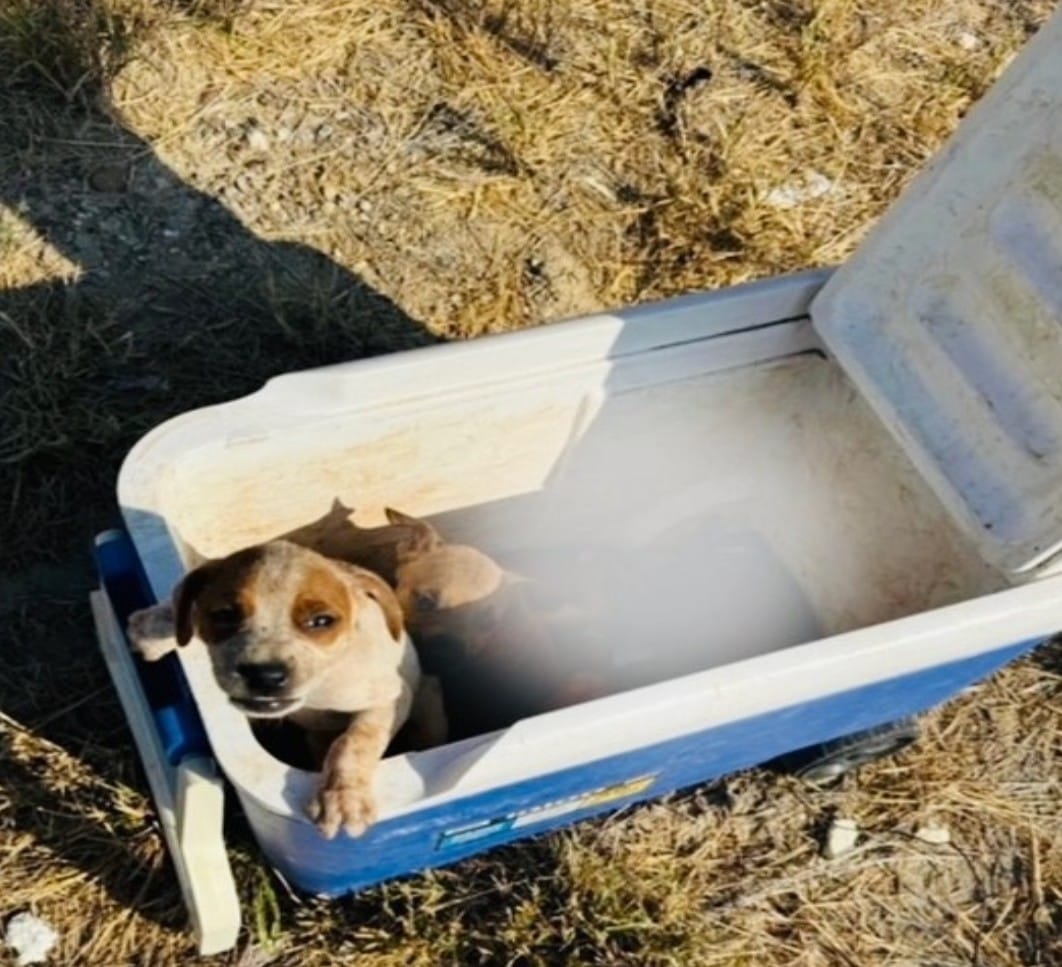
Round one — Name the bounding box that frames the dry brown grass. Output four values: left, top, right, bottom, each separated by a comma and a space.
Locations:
99, 0, 1049, 329
1, 0, 1060, 963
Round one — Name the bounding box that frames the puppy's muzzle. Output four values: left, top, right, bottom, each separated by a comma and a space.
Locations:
238, 661, 290, 693
231, 661, 299, 716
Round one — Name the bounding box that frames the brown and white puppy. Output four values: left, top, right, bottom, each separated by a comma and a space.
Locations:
127, 540, 423, 838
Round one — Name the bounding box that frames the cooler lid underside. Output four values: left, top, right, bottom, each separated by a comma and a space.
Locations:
811, 12, 1062, 576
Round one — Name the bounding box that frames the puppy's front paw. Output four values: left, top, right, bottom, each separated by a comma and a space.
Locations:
307, 780, 377, 839
127, 603, 177, 661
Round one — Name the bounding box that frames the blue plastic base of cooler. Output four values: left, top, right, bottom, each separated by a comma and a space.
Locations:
255, 636, 1040, 896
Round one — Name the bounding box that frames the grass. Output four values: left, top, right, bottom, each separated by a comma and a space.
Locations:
1, 0, 1059, 963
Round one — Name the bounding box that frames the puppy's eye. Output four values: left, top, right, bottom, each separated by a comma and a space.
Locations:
306, 613, 337, 630
208, 605, 243, 627
413, 590, 439, 613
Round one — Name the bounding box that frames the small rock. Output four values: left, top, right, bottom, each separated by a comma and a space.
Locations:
358, 198, 373, 214
764, 171, 836, 210
914, 822, 951, 845
246, 127, 270, 152
824, 817, 860, 859
5, 913, 59, 966
957, 32, 980, 51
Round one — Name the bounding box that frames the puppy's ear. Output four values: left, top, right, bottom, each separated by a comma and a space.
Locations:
182, 540, 211, 569
173, 562, 216, 646
344, 565, 405, 642
385, 507, 441, 561
331, 497, 354, 516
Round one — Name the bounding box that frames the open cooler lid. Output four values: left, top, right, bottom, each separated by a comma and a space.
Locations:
811, 12, 1062, 577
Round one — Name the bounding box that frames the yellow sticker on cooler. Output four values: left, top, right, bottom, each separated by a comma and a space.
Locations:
582, 775, 657, 806
438, 773, 660, 849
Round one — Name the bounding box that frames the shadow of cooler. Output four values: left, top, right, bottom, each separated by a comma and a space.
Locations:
91, 12, 1062, 956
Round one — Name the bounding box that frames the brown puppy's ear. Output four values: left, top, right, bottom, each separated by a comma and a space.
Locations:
384, 507, 416, 526
331, 497, 354, 517
385, 507, 441, 561
173, 562, 216, 646
344, 565, 405, 641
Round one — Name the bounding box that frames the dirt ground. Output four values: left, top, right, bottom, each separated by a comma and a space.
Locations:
1, 0, 1060, 964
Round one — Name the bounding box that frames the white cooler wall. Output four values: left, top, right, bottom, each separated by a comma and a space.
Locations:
155, 350, 1001, 641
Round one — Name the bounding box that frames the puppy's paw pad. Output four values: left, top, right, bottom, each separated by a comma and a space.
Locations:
309, 783, 377, 839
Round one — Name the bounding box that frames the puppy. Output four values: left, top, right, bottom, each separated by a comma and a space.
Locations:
128, 540, 423, 838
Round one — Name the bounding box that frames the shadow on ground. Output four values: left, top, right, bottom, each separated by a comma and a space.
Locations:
0, 1, 435, 936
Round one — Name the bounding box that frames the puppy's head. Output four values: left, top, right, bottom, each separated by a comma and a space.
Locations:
383, 509, 607, 712
174, 541, 402, 718
384, 508, 506, 636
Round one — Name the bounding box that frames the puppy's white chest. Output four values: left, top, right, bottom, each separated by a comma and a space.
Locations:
301, 633, 419, 722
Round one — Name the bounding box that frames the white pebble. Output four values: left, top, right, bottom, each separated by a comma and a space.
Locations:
914, 822, 951, 845
824, 817, 860, 858
246, 127, 270, 152
764, 171, 837, 210
5, 913, 59, 966
957, 32, 980, 51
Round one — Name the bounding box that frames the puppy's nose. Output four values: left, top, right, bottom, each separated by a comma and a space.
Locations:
236, 662, 290, 693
